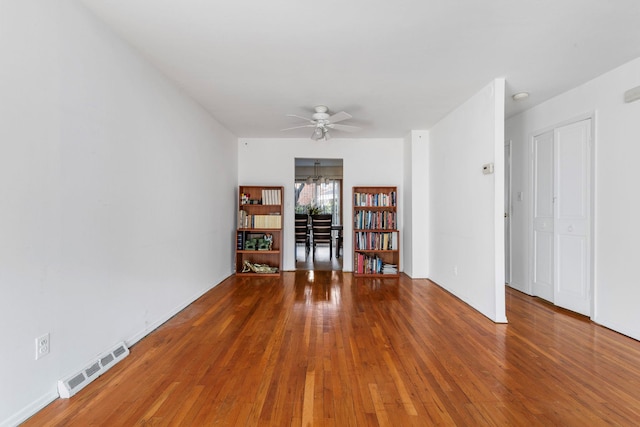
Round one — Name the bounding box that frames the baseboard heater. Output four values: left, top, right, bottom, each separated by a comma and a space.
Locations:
57, 342, 129, 398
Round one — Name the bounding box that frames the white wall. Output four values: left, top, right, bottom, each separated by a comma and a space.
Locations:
403, 131, 430, 278
506, 57, 640, 341
428, 79, 507, 323
238, 138, 404, 272
0, 2, 237, 425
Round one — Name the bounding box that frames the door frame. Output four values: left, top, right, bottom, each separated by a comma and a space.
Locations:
505, 140, 512, 285
528, 112, 596, 317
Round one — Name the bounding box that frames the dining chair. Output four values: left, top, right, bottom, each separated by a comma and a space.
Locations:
311, 214, 333, 259
294, 213, 310, 260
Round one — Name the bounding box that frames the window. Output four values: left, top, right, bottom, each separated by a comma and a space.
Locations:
294, 180, 341, 225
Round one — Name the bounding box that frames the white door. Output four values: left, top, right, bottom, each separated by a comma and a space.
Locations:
532, 131, 555, 302
553, 119, 591, 315
531, 119, 592, 316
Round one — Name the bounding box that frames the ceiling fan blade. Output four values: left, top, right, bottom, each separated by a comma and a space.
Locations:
327, 111, 352, 124
327, 123, 361, 132
286, 114, 315, 123
281, 124, 315, 131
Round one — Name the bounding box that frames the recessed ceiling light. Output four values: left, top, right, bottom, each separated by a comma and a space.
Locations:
512, 92, 529, 101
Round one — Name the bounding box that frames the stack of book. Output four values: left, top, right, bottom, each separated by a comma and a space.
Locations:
261, 189, 282, 205
381, 263, 398, 274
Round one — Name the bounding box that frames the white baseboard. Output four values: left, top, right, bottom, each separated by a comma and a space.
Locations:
2, 277, 229, 427
592, 316, 640, 342
506, 281, 531, 295
126, 280, 222, 347
1, 392, 58, 427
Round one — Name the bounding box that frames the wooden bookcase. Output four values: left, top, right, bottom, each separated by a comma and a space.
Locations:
352, 186, 399, 277
235, 185, 283, 277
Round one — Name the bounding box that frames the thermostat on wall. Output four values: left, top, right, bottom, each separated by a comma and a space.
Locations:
482, 163, 494, 174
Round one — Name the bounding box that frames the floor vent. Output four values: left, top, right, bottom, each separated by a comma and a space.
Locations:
57, 342, 129, 398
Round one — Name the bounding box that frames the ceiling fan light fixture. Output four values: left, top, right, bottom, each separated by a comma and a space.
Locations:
283, 105, 361, 140
311, 127, 324, 141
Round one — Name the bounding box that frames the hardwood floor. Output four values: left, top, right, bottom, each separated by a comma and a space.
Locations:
295, 245, 343, 271
24, 272, 640, 426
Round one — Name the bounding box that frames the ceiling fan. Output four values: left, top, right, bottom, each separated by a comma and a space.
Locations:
282, 105, 361, 140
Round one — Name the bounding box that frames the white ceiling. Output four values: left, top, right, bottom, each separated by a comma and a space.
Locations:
80, 0, 640, 139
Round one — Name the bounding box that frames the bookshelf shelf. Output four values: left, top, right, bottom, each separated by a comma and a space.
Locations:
353, 249, 397, 253
235, 185, 283, 277
353, 206, 394, 210
236, 250, 281, 254
352, 186, 400, 277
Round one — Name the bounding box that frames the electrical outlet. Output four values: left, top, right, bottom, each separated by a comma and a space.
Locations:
35, 333, 50, 360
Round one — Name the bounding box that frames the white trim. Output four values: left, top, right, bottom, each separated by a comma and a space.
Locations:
126, 281, 222, 347
505, 139, 513, 285
0, 392, 58, 427
0, 279, 226, 427
591, 114, 596, 319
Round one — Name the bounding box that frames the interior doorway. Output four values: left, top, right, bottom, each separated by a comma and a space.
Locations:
294, 158, 343, 271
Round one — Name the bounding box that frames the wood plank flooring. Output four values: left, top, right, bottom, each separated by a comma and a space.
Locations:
295, 245, 343, 271
23, 272, 640, 426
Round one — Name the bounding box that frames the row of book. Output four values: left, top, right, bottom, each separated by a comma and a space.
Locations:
240, 189, 281, 205
238, 211, 282, 229
353, 191, 396, 207
354, 210, 396, 230
354, 253, 398, 274
261, 189, 282, 205
354, 231, 397, 250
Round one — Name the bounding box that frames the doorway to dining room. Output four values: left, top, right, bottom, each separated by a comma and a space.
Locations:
294, 158, 343, 271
